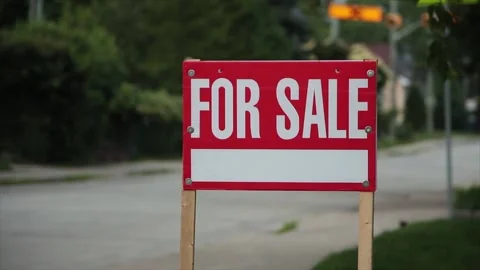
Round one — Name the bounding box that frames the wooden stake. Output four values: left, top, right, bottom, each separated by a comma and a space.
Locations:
180, 56, 200, 270
358, 192, 374, 270
180, 190, 197, 270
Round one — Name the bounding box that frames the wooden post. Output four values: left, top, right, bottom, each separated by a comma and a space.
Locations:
358, 192, 374, 270
180, 57, 199, 270
180, 190, 197, 270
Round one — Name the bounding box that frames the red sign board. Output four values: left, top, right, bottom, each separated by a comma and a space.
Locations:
182, 60, 377, 192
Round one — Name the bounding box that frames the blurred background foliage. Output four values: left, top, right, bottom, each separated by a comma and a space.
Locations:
0, 0, 478, 165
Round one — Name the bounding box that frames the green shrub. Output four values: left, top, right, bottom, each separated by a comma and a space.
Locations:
394, 122, 414, 142
0, 152, 12, 171
377, 111, 396, 139
433, 77, 468, 131
108, 82, 182, 159
455, 185, 480, 211
405, 85, 426, 131
0, 21, 125, 164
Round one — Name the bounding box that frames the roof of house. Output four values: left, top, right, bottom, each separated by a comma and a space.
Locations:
365, 43, 390, 66
347, 43, 393, 77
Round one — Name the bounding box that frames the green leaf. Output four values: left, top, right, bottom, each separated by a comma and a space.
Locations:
418, 0, 479, 6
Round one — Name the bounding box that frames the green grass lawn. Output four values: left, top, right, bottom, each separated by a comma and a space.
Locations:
0, 174, 100, 186
312, 219, 480, 270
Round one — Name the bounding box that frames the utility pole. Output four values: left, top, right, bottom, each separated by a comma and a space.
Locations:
421, 15, 436, 134
442, 14, 454, 219
388, 0, 399, 139
425, 68, 435, 133
325, 0, 348, 44
28, 0, 44, 22
444, 78, 454, 219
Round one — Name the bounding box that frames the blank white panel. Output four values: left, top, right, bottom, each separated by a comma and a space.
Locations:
191, 149, 368, 183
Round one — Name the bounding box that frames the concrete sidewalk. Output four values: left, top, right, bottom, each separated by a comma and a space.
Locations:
0, 160, 181, 182
1, 136, 477, 183
114, 206, 448, 270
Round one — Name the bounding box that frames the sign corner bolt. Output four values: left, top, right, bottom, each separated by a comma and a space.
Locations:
364, 126, 373, 134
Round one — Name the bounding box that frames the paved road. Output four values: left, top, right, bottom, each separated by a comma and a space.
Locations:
0, 139, 479, 270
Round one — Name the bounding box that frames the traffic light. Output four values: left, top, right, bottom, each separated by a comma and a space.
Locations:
384, 13, 403, 29
328, 4, 384, 23
327, 3, 406, 30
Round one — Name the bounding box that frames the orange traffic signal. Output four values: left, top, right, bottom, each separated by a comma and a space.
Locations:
421, 12, 429, 27
328, 4, 384, 23
384, 13, 403, 29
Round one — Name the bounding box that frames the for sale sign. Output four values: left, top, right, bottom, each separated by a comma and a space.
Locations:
182, 60, 377, 192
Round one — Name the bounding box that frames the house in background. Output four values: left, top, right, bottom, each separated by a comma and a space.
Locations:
348, 43, 412, 126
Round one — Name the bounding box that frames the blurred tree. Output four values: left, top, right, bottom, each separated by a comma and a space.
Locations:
92, 0, 292, 92
417, 1, 480, 132
423, 2, 480, 78
0, 0, 94, 27
269, 0, 317, 58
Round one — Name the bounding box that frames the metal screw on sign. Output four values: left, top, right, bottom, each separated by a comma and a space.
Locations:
187, 69, 195, 77
362, 181, 370, 188
364, 126, 373, 134
185, 178, 192, 185
187, 126, 195, 134
367, 70, 375, 77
